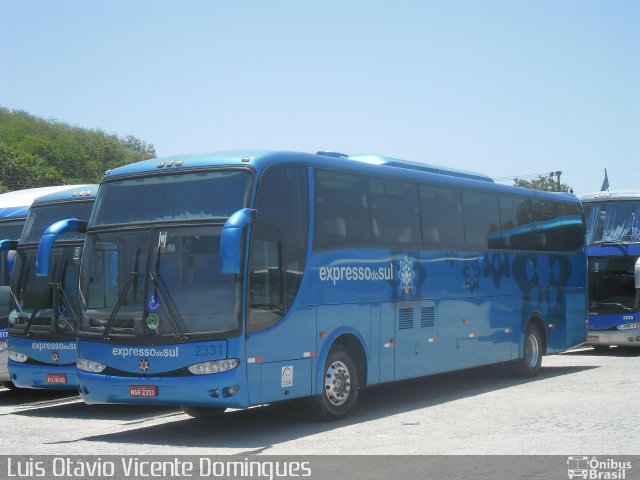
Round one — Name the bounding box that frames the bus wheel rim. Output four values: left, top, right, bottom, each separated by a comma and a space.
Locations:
324, 360, 351, 407
527, 333, 540, 369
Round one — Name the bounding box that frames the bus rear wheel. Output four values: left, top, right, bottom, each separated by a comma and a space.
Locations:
1, 381, 16, 390
311, 345, 360, 421
181, 406, 226, 418
511, 323, 543, 377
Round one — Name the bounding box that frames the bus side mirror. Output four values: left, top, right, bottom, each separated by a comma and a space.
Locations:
220, 208, 255, 274
635, 257, 640, 289
0, 239, 18, 252
36, 218, 88, 277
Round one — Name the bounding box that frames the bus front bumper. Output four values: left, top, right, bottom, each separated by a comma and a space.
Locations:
77, 367, 249, 408
8, 361, 78, 390
586, 328, 640, 347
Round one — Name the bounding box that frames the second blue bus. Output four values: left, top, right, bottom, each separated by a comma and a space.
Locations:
581, 191, 640, 349
8, 185, 97, 389
0, 186, 75, 388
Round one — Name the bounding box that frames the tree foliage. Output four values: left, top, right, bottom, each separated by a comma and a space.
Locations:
0, 107, 156, 191
513, 174, 573, 193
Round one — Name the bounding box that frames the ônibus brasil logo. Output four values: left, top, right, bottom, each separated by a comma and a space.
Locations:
567, 456, 632, 479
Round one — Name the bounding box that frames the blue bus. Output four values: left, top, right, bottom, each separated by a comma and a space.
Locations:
39, 152, 587, 418
580, 191, 640, 349
0, 186, 74, 389
7, 185, 97, 389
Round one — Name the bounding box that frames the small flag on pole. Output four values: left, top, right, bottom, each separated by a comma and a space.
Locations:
600, 168, 609, 191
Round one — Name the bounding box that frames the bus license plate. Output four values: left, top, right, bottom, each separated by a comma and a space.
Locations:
129, 386, 157, 397
587, 335, 599, 342
46, 374, 67, 385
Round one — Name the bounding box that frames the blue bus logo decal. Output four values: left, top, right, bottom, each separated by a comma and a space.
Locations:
399, 256, 417, 297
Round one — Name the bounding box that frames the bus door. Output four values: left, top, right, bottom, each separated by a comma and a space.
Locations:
244, 167, 314, 405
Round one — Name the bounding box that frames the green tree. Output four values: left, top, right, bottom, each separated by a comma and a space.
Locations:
514, 174, 573, 193
0, 144, 63, 189
0, 107, 156, 191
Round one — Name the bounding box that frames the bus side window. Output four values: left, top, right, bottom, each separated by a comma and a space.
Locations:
314, 170, 370, 249
248, 167, 308, 333
419, 185, 465, 250
369, 179, 420, 246
462, 190, 499, 251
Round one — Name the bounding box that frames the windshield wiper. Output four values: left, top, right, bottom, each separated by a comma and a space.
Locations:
590, 301, 633, 312
149, 244, 187, 340
102, 270, 137, 338
103, 248, 140, 339
22, 261, 59, 336
148, 272, 188, 340
590, 240, 627, 246
23, 282, 53, 336
53, 278, 79, 332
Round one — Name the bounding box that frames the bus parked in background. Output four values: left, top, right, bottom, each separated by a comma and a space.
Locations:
39, 151, 587, 419
580, 191, 640, 349
0, 186, 72, 389
7, 185, 97, 389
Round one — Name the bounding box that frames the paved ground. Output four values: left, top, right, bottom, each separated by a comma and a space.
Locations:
0, 346, 638, 455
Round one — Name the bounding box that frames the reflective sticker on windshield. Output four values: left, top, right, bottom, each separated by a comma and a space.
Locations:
146, 313, 160, 330
158, 231, 167, 249
147, 294, 161, 311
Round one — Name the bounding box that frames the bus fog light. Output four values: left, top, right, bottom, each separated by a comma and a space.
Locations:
617, 322, 639, 330
8, 350, 28, 363
0, 340, 7, 353
77, 358, 106, 373
188, 358, 239, 375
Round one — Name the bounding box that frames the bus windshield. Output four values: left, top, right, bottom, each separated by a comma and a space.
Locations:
21, 201, 94, 244
0, 220, 26, 287
0, 219, 26, 241
583, 200, 640, 244
588, 256, 639, 312
79, 226, 240, 338
9, 246, 81, 335
91, 170, 251, 226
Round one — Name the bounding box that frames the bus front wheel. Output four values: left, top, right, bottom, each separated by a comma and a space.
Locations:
311, 345, 360, 421
511, 323, 543, 377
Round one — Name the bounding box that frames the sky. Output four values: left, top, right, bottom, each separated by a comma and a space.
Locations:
0, 0, 638, 195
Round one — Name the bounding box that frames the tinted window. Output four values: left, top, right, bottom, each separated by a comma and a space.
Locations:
93, 170, 251, 226
419, 185, 465, 250
496, 194, 583, 252
0, 219, 26, 241
369, 179, 420, 246
314, 171, 371, 249
249, 167, 308, 333
462, 190, 499, 250
21, 201, 94, 244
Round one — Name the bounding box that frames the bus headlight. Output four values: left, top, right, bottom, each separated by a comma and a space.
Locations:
188, 358, 239, 375
77, 358, 106, 373
617, 322, 639, 330
0, 340, 8, 352
8, 350, 28, 363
